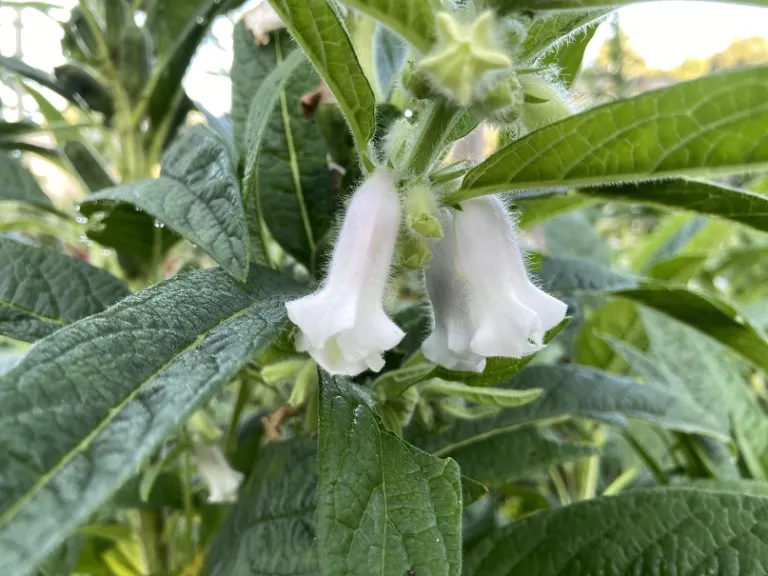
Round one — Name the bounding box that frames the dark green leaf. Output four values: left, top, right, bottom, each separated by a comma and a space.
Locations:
409, 364, 727, 456
82, 125, 248, 280
0, 153, 54, 210
0, 237, 129, 342
450, 425, 597, 487
0, 265, 302, 576
269, 0, 377, 159
579, 179, 768, 235
0, 56, 81, 106
63, 141, 115, 193
241, 49, 306, 266
463, 488, 768, 576
319, 375, 462, 576
339, 0, 436, 53
576, 298, 647, 372
453, 67, 768, 201
146, 0, 208, 57
205, 438, 318, 576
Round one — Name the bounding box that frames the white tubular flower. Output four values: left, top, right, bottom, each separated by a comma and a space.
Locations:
286, 169, 405, 376
193, 444, 243, 503
422, 210, 486, 373
453, 195, 567, 358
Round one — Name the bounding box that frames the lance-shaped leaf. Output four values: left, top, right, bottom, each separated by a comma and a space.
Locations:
319, 375, 462, 576
268, 0, 376, 160
0, 237, 129, 342
520, 11, 607, 62
205, 438, 318, 576
422, 379, 542, 407
578, 179, 768, 235
409, 364, 727, 457
338, 0, 436, 53
0, 266, 302, 576
0, 153, 54, 210
464, 488, 768, 576
451, 67, 768, 201
234, 25, 333, 271
82, 125, 248, 280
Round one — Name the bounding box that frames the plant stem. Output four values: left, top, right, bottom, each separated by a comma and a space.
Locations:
602, 467, 639, 496
549, 465, 572, 505
576, 426, 605, 501
225, 378, 252, 456
405, 99, 462, 177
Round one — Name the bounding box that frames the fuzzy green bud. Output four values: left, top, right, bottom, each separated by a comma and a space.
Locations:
400, 235, 433, 269
417, 11, 512, 106
261, 358, 306, 384
519, 75, 573, 132
401, 61, 442, 101
288, 360, 318, 408
474, 73, 523, 124
405, 183, 443, 238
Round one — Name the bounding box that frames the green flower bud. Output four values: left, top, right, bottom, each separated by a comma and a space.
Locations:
404, 183, 443, 238
288, 359, 318, 408
261, 358, 306, 384
400, 235, 433, 269
401, 61, 442, 101
519, 75, 573, 132
474, 73, 523, 124
417, 11, 512, 106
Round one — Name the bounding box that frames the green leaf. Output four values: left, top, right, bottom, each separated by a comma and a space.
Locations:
242, 29, 334, 271
463, 488, 768, 576
517, 194, 595, 229
646, 254, 708, 282
0, 56, 81, 107
520, 11, 607, 63
612, 308, 768, 481
318, 375, 462, 576
241, 49, 306, 266
579, 179, 768, 235
409, 364, 728, 457
205, 438, 318, 576
63, 141, 116, 193
540, 21, 601, 87
452, 67, 768, 202
452, 426, 598, 487
373, 24, 408, 96
542, 256, 768, 374
0, 265, 301, 576
146, 0, 208, 57
540, 211, 610, 263
338, 0, 436, 53
432, 318, 570, 387
422, 379, 542, 407
576, 298, 647, 372
0, 153, 54, 210
0, 237, 129, 342
268, 0, 377, 160
82, 125, 248, 280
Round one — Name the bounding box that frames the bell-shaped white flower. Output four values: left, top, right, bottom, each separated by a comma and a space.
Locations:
453, 195, 567, 358
422, 210, 486, 373
286, 169, 405, 376
193, 444, 243, 503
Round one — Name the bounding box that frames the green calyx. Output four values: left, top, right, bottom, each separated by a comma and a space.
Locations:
417, 11, 512, 105
400, 235, 433, 269
405, 183, 444, 239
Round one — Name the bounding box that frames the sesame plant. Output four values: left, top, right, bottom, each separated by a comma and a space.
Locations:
2, 0, 768, 575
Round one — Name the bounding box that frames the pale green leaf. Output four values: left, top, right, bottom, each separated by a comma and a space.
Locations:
268, 0, 377, 159
0, 237, 129, 342
0, 153, 54, 210
82, 125, 248, 280
241, 49, 306, 266
0, 266, 302, 576
463, 488, 768, 576
319, 375, 462, 576
579, 179, 768, 235
205, 438, 318, 576
576, 298, 647, 372
451, 426, 598, 487
452, 67, 768, 201
422, 379, 542, 407
409, 364, 728, 457
520, 11, 607, 63
338, 0, 435, 53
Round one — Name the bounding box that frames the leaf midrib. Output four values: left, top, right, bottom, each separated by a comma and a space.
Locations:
0, 303, 255, 528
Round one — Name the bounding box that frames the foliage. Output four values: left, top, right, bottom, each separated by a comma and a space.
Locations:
1, 1, 768, 575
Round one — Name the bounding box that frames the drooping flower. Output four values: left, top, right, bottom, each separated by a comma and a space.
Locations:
422, 210, 486, 373
452, 195, 567, 359
193, 444, 243, 503
286, 169, 404, 376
